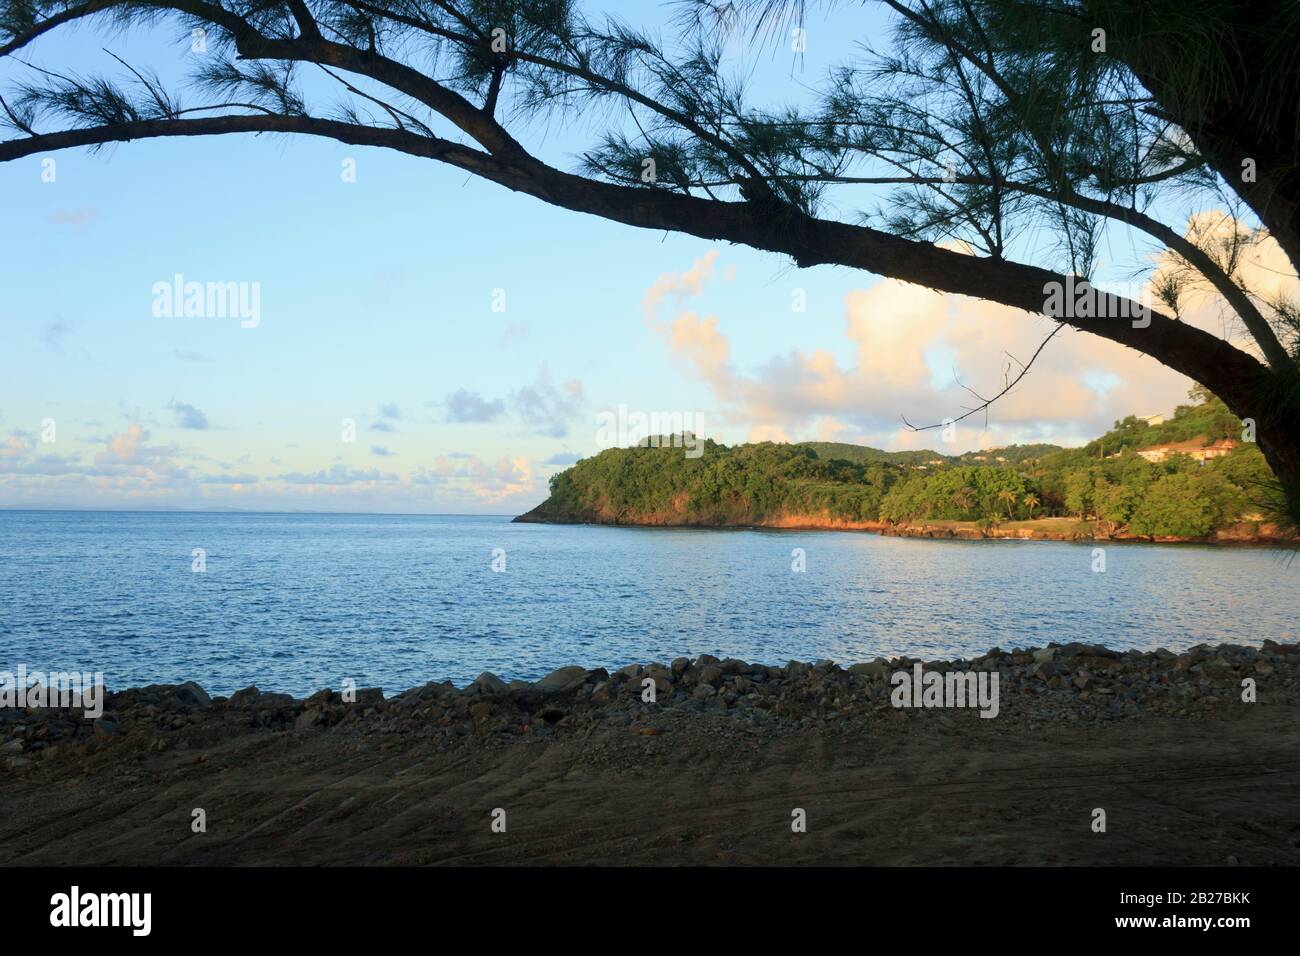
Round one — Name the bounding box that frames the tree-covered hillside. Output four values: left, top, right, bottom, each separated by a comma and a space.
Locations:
796, 443, 953, 468
535, 439, 898, 526
523, 391, 1282, 538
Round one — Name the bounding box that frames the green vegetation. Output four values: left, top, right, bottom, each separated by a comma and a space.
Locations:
541, 439, 895, 525
797, 443, 953, 469
529, 391, 1281, 538
1079, 386, 1242, 458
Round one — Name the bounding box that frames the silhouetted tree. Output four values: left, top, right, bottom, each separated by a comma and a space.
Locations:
2, 0, 1296, 519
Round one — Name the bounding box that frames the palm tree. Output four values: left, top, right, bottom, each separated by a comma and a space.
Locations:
1023, 493, 1040, 518
997, 489, 1018, 519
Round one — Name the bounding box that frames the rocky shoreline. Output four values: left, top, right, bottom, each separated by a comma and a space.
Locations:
513, 510, 1295, 546
4, 640, 1298, 866
4, 639, 1297, 772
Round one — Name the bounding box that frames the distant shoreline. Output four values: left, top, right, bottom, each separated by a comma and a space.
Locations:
513, 510, 1297, 546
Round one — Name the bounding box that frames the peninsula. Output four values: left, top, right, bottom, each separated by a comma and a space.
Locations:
517, 390, 1292, 544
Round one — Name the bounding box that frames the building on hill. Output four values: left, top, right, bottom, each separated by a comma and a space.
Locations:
1132, 438, 1239, 464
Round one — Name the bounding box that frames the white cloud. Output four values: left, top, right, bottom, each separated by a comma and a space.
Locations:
510, 367, 584, 438
640, 221, 1294, 452
167, 399, 210, 430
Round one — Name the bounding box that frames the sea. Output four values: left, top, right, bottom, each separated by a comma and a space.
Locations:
1, 510, 1295, 696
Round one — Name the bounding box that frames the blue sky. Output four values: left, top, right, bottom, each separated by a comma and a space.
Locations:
0, 3, 1241, 512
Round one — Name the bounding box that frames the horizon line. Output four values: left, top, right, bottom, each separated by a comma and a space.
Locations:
0, 506, 520, 518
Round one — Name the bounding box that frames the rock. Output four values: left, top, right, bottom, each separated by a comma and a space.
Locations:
507, 679, 532, 692
176, 681, 212, 709
670, 657, 691, 676
0, 739, 22, 754
1201, 657, 1234, 678
645, 664, 673, 686
1032, 648, 1057, 663
849, 660, 892, 679
1039, 659, 1073, 679
93, 718, 118, 738
536, 666, 589, 694
473, 672, 507, 694
692, 684, 716, 700
698, 666, 723, 687
229, 686, 262, 707
294, 710, 322, 732
469, 702, 493, 722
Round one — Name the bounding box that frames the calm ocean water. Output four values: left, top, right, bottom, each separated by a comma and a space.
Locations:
0, 510, 1295, 696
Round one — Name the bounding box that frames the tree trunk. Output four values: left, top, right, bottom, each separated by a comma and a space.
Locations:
1098, 0, 1300, 269
1255, 412, 1300, 528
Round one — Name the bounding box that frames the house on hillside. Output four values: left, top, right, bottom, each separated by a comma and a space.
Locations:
1133, 438, 1239, 464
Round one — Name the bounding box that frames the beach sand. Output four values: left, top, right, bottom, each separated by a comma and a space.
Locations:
3, 643, 1298, 866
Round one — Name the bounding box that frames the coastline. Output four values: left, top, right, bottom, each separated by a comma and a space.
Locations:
513, 509, 1296, 546
3, 639, 1298, 865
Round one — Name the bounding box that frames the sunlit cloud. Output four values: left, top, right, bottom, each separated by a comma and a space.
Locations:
640, 217, 1296, 453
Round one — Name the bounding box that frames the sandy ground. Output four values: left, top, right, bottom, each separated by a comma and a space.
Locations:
2, 704, 1297, 866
